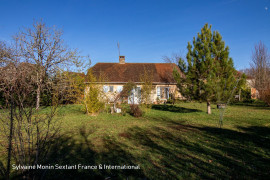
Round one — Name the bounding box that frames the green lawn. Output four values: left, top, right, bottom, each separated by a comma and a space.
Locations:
3, 102, 270, 179
35, 102, 269, 179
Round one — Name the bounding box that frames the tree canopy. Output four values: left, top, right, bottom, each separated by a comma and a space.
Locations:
174, 24, 245, 114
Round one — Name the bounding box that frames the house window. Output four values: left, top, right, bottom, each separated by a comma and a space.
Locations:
157, 86, 169, 99
117, 86, 123, 93
103, 85, 109, 93
109, 86, 114, 92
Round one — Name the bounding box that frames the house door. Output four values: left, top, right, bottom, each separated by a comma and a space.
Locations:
128, 87, 141, 104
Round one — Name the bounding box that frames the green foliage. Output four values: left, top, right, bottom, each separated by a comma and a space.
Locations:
85, 86, 104, 114
241, 86, 252, 102
166, 97, 175, 104
0, 91, 5, 107
40, 88, 52, 106
84, 70, 105, 115
140, 68, 154, 107
120, 81, 137, 100
120, 103, 130, 116
62, 71, 86, 104
174, 23, 245, 106
39, 71, 86, 106
177, 57, 187, 73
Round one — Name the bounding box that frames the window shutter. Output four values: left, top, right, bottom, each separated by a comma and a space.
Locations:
109, 86, 114, 92
166, 87, 170, 99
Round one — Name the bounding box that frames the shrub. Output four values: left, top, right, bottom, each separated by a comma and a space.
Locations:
240, 88, 251, 102
120, 103, 129, 116
84, 70, 105, 115
129, 104, 143, 117
166, 97, 176, 104
243, 99, 256, 104
84, 86, 105, 115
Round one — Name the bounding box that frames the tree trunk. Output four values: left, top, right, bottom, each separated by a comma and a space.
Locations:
84, 88, 89, 114
239, 89, 241, 101
207, 101, 211, 114
36, 84, 40, 110
6, 100, 14, 180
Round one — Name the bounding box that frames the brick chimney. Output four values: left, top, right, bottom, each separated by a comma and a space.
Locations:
119, 56, 125, 64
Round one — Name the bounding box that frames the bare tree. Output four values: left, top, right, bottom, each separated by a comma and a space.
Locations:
250, 41, 270, 104
0, 58, 62, 179
1, 20, 89, 178
163, 51, 187, 73
0, 41, 15, 180
15, 20, 81, 109
0, 19, 88, 178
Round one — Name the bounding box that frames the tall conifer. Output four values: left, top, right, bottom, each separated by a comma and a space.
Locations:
174, 24, 243, 114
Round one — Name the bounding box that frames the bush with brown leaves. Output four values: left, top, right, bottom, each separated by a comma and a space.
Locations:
129, 104, 143, 117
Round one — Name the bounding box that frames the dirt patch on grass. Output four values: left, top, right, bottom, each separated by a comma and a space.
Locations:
118, 132, 131, 138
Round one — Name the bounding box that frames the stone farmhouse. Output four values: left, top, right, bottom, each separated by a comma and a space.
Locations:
89, 56, 183, 104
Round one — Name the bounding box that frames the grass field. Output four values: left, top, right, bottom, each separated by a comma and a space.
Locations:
3, 102, 270, 179
34, 102, 269, 179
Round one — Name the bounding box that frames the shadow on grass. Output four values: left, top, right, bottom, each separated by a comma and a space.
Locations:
13, 119, 270, 179
231, 101, 269, 109
151, 104, 202, 113
121, 123, 270, 179
232, 105, 270, 110
14, 126, 144, 180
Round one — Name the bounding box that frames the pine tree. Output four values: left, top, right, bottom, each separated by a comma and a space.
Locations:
174, 24, 243, 114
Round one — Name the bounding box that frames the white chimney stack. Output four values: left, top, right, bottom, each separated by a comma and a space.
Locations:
119, 56, 125, 64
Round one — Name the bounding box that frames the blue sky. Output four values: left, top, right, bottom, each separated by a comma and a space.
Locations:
0, 0, 269, 70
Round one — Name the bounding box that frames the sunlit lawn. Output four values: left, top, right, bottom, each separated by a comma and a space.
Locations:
38, 102, 270, 179
1, 102, 269, 179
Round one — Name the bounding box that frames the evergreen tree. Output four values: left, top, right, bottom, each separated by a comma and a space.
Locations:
174, 24, 244, 114
84, 70, 105, 115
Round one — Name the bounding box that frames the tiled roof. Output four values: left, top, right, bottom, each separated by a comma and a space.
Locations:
89, 63, 181, 84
